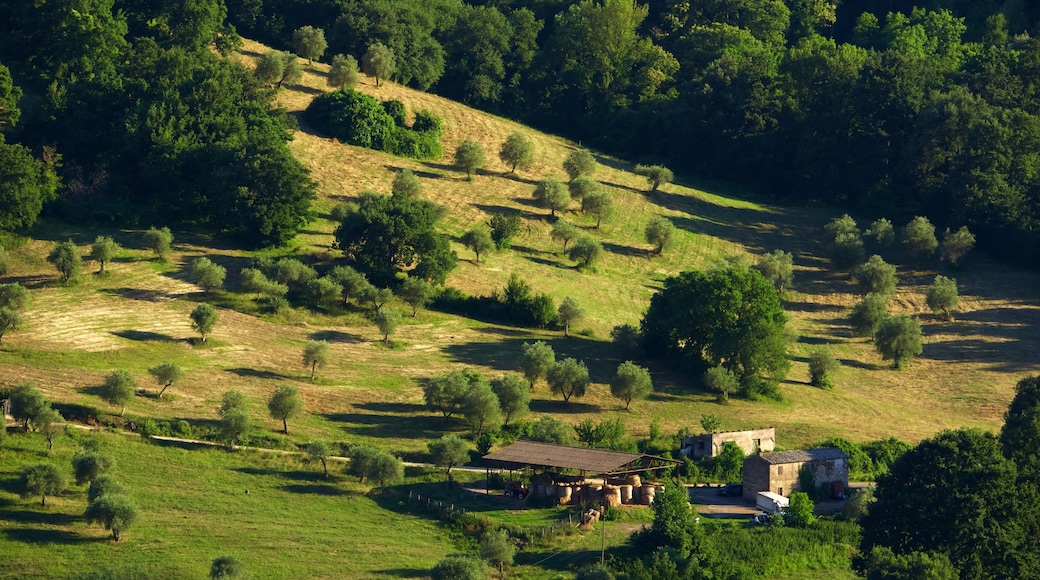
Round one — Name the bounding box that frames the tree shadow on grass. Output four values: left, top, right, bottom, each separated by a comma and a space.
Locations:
322, 411, 447, 441
111, 329, 180, 343
102, 288, 169, 302
523, 255, 564, 268
280, 484, 351, 496
2, 528, 95, 545
472, 203, 542, 222
309, 329, 364, 343
0, 508, 80, 527
354, 402, 427, 414
602, 241, 646, 258
225, 368, 287, 380
443, 337, 624, 383
838, 358, 882, 371
383, 164, 443, 180
374, 568, 428, 578
233, 467, 325, 482
529, 399, 600, 414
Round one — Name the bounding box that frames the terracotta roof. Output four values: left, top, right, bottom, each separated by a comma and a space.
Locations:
755, 447, 847, 465
483, 440, 654, 473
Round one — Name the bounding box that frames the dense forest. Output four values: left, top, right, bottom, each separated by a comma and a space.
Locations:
224, 0, 1040, 263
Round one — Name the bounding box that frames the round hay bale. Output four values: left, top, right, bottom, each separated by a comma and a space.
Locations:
606, 494, 622, 508
625, 475, 641, 487
641, 486, 656, 505
620, 485, 634, 504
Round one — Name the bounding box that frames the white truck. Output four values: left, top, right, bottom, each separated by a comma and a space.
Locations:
756, 491, 789, 515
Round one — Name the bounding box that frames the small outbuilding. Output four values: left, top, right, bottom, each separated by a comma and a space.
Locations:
680, 427, 776, 459
742, 447, 849, 501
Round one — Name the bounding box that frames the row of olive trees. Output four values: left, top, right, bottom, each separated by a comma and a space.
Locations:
520, 340, 654, 409
825, 214, 975, 270
302, 441, 403, 488
38, 227, 174, 287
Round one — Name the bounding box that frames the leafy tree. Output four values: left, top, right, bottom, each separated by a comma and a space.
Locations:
499, 132, 534, 173
347, 444, 379, 483
563, 149, 597, 180
255, 49, 285, 86
304, 276, 342, 310
144, 227, 173, 262
855, 255, 898, 295
491, 374, 530, 425
634, 164, 674, 192
190, 303, 219, 343
302, 341, 331, 381
825, 215, 864, 269
488, 213, 522, 250
645, 216, 676, 255
610, 361, 652, 410
574, 417, 626, 450
210, 555, 245, 579
462, 380, 502, 439
334, 192, 456, 286
268, 385, 303, 434
292, 26, 327, 64
0, 62, 21, 129
642, 267, 789, 395
755, 250, 794, 292
431, 556, 487, 580
568, 236, 603, 267
369, 451, 402, 489
939, 226, 975, 266
575, 564, 615, 580
101, 370, 136, 416
557, 297, 584, 337
0, 282, 29, 310
480, 528, 515, 573
861, 546, 958, 580
71, 451, 113, 486
10, 384, 47, 430
546, 357, 589, 404
191, 257, 226, 293
425, 369, 482, 420
0, 244, 8, 276
391, 169, 422, 200
844, 487, 875, 522
550, 221, 580, 251
428, 435, 470, 482
21, 462, 65, 506
47, 240, 81, 283
375, 308, 402, 344
785, 491, 815, 527
1001, 376, 1040, 482
277, 51, 302, 87
371, 287, 394, 312
808, 348, 840, 388
90, 236, 119, 275
646, 480, 698, 556
399, 277, 435, 317
875, 316, 923, 369
84, 494, 138, 541
850, 293, 890, 338
454, 140, 486, 180
859, 429, 1024, 579
901, 216, 938, 262
146, 361, 182, 400
461, 227, 494, 262
306, 442, 333, 478
362, 42, 395, 86
926, 276, 958, 321
0, 307, 22, 345
529, 414, 574, 445
520, 341, 555, 389
581, 190, 614, 228
611, 323, 642, 353
865, 218, 895, 255
568, 175, 600, 200
35, 406, 64, 451
703, 366, 739, 402
0, 140, 58, 231
327, 54, 360, 90
533, 177, 570, 217
218, 390, 250, 449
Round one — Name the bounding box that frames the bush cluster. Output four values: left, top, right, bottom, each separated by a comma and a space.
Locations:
304, 90, 443, 159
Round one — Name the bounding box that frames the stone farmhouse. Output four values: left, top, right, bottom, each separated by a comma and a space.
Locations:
680, 427, 776, 459
742, 447, 849, 501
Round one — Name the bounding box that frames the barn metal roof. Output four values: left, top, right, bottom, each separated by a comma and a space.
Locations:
755, 447, 847, 465
483, 440, 672, 473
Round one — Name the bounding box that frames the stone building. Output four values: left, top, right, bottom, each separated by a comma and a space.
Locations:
680, 427, 776, 459
742, 447, 849, 501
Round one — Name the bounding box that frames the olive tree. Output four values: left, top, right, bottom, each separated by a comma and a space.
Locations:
581, 190, 613, 228
939, 226, 975, 266
926, 275, 959, 321
35, 406, 64, 451
461, 227, 494, 262
854, 255, 897, 295
520, 341, 555, 389
255, 50, 286, 86
327, 54, 359, 90
218, 390, 251, 449
147, 361, 183, 399
84, 494, 139, 541
480, 529, 516, 574
550, 221, 580, 252
568, 236, 603, 268
491, 374, 529, 425
90, 235, 120, 275
645, 216, 675, 255
755, 249, 794, 292
556, 297, 584, 337
210, 556, 245, 579
0, 306, 22, 344
292, 25, 327, 64
499, 132, 534, 173
610, 361, 653, 410
864, 218, 895, 255
306, 441, 333, 478
72, 451, 113, 486
825, 214, 864, 269
143, 226, 173, 261
563, 149, 596, 180
101, 370, 136, 416
302, 340, 331, 381
361, 41, 395, 86
850, 293, 889, 338
87, 474, 125, 503
703, 366, 739, 402
399, 277, 435, 317
47, 240, 81, 283
191, 257, 226, 293
568, 175, 600, 200
901, 216, 938, 262
533, 177, 569, 217
428, 435, 470, 483
454, 140, 486, 181
10, 383, 47, 430
875, 316, 923, 369
375, 308, 401, 344
268, 385, 304, 434
461, 380, 502, 439
546, 357, 589, 404
369, 451, 402, 489
21, 462, 66, 506
391, 169, 421, 199
808, 348, 840, 388
634, 164, 673, 192
190, 303, 219, 343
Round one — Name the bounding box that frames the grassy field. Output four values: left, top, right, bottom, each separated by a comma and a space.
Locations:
1, 38, 1039, 577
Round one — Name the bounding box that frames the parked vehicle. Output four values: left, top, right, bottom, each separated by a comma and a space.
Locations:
756, 491, 789, 514
717, 483, 743, 497
748, 513, 770, 525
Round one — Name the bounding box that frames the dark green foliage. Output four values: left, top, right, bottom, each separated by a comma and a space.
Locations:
939, 226, 975, 266
854, 255, 897, 296
817, 437, 872, 478
901, 217, 938, 262
527, 414, 573, 445
9, 384, 47, 430
1001, 376, 1040, 476
634, 164, 674, 192
382, 99, 407, 127
432, 275, 555, 328
710, 441, 745, 482
785, 492, 815, 527
491, 374, 529, 426
808, 348, 839, 388
574, 418, 628, 451
304, 90, 442, 160
641, 480, 701, 557
925, 275, 958, 320
461, 227, 493, 262
0, 62, 22, 128
850, 293, 889, 338
568, 235, 603, 267
479, 528, 515, 569
861, 546, 958, 580
499, 132, 534, 173
874, 316, 923, 369
861, 438, 913, 476
864, 219, 895, 256
267, 385, 303, 433
21, 462, 66, 506
533, 177, 569, 217
101, 370, 135, 416
642, 267, 789, 396
334, 192, 456, 286
0, 140, 58, 231
431, 555, 487, 580
610, 323, 642, 353
488, 213, 522, 249
47, 240, 82, 283
825, 215, 865, 270
546, 357, 589, 404
71, 451, 113, 486
210, 556, 245, 579
859, 429, 1027, 579
84, 493, 139, 541
427, 435, 470, 481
